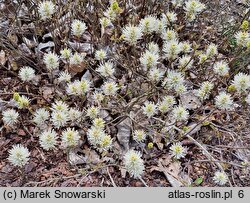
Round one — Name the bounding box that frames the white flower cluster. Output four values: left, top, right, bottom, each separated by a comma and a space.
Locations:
87, 118, 112, 152
71, 19, 87, 37
163, 70, 186, 94
148, 68, 164, 83
215, 92, 234, 110
140, 50, 159, 71
50, 100, 69, 128
95, 49, 107, 61
103, 1, 121, 22
61, 128, 80, 149
70, 52, 84, 65
163, 39, 182, 60
14, 94, 30, 109
58, 71, 71, 83
122, 25, 142, 45
213, 61, 229, 77
124, 150, 144, 178
184, 0, 206, 21
43, 52, 59, 71
38, 1, 55, 20
33, 108, 50, 127
196, 81, 214, 101
60, 48, 72, 60
39, 129, 58, 151
8, 144, 30, 167
232, 72, 250, 93
172, 106, 189, 122
97, 61, 115, 77
139, 15, 157, 34
18, 66, 36, 82
66, 79, 91, 96
213, 171, 228, 186
102, 81, 119, 96
142, 101, 158, 118
170, 142, 188, 159
2, 109, 19, 127
235, 31, 250, 47
158, 96, 176, 113
133, 130, 147, 142
86, 106, 100, 120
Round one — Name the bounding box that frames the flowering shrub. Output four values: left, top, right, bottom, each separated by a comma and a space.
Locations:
0, 0, 250, 187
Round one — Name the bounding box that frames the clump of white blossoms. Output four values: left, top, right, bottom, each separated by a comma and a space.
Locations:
50, 101, 69, 128
215, 92, 234, 110
133, 130, 147, 142
155, 19, 165, 34
51, 100, 69, 113
232, 72, 250, 93
93, 91, 104, 103
122, 25, 142, 45
71, 19, 87, 37
139, 15, 157, 34
184, 0, 205, 21
198, 53, 208, 64
158, 96, 176, 113
147, 42, 159, 54
213, 171, 228, 186
68, 108, 82, 123
86, 106, 100, 120
44, 52, 59, 71
33, 108, 50, 126
58, 71, 71, 83
18, 66, 36, 82
61, 128, 80, 148
206, 43, 218, 58
162, 29, 178, 42
60, 48, 72, 60
100, 17, 112, 35
87, 126, 105, 146
95, 49, 107, 61
162, 12, 177, 25
8, 144, 30, 167
97, 61, 115, 77
196, 81, 214, 100
181, 41, 192, 53
69, 52, 84, 65
178, 55, 193, 70
15, 95, 30, 109
235, 31, 250, 47
163, 70, 185, 89
170, 142, 187, 159
124, 150, 145, 178
38, 1, 55, 20
39, 129, 58, 151
87, 117, 112, 151
142, 101, 157, 118
172, 106, 189, 122
171, 0, 185, 7
102, 81, 119, 96
213, 61, 230, 77
51, 111, 69, 128
93, 117, 105, 129
66, 79, 91, 96
163, 39, 182, 59
148, 68, 164, 83
2, 109, 19, 126
140, 50, 159, 70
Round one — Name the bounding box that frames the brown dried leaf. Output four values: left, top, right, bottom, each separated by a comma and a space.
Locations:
68, 61, 87, 74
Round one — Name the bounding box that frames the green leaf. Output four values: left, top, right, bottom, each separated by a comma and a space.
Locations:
195, 177, 203, 185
